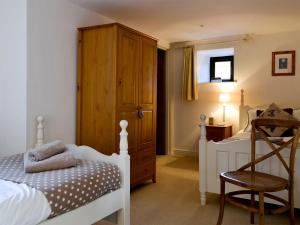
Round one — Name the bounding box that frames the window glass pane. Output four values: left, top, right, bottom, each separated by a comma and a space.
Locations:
215, 61, 231, 80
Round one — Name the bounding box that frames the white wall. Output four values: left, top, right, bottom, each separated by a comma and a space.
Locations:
168, 30, 300, 154
27, 0, 114, 148
0, 0, 27, 157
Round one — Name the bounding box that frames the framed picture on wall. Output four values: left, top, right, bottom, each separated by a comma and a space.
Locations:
272, 50, 296, 76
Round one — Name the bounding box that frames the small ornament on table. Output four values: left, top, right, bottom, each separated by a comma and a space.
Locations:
208, 117, 214, 125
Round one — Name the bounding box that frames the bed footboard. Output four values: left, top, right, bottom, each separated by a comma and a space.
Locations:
199, 114, 300, 208
36, 117, 130, 225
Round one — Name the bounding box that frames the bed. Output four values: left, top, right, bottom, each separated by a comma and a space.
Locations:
198, 90, 300, 208
0, 117, 130, 225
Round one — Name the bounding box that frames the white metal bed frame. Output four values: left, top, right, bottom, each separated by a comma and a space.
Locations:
34, 116, 130, 225
198, 90, 300, 208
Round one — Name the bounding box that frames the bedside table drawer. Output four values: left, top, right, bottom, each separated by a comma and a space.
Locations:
206, 125, 232, 142
207, 129, 224, 141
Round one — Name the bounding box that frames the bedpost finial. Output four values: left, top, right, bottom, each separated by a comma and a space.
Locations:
119, 120, 129, 156
120, 120, 128, 129
37, 116, 44, 123
200, 114, 206, 123
199, 114, 207, 138
241, 89, 245, 106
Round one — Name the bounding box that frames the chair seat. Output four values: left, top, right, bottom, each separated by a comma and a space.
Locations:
221, 171, 288, 192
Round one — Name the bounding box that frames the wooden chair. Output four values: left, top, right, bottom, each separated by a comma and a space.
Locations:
216, 118, 300, 225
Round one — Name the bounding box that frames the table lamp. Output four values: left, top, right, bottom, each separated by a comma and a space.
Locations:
219, 93, 230, 125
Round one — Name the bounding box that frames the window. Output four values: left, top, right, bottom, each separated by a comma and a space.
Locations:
210, 56, 234, 82
197, 48, 234, 84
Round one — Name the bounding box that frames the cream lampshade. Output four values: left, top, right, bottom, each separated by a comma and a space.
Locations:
219, 93, 230, 103
219, 93, 230, 124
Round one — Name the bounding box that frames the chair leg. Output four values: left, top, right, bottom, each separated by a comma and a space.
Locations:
289, 187, 295, 225
258, 192, 265, 225
250, 191, 255, 224
216, 179, 226, 225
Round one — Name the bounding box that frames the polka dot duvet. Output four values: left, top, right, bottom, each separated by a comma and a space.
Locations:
0, 153, 121, 218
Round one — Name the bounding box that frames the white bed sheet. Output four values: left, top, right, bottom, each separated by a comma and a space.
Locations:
234, 130, 296, 141
0, 180, 51, 225
233, 130, 251, 139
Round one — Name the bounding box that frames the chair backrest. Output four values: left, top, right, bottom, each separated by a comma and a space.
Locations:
239, 119, 300, 182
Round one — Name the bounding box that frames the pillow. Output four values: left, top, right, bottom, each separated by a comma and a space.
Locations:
256, 108, 293, 117
258, 103, 297, 137
257, 108, 294, 137
244, 109, 259, 132
293, 109, 300, 121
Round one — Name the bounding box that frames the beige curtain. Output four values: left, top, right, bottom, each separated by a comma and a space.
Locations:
182, 47, 198, 101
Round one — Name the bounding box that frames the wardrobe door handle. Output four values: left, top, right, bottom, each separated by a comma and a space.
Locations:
138, 107, 144, 119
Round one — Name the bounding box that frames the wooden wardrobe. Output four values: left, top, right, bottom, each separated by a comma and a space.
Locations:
76, 23, 157, 187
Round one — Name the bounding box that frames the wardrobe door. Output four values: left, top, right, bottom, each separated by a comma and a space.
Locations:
138, 37, 157, 151
116, 27, 140, 155
137, 36, 157, 182
77, 27, 117, 155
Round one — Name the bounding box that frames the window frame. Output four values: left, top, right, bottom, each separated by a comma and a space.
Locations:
210, 55, 234, 82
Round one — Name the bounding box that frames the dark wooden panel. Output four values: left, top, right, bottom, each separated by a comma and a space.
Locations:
156, 49, 167, 155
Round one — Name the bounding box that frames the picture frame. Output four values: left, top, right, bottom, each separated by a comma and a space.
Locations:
272, 50, 296, 76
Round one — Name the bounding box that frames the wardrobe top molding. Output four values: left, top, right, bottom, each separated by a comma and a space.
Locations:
78, 22, 158, 42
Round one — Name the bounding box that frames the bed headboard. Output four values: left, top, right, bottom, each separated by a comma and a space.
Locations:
238, 89, 269, 131
238, 89, 300, 131
239, 89, 251, 131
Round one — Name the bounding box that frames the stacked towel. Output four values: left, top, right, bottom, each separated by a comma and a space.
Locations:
24, 151, 77, 173
24, 141, 77, 173
28, 140, 66, 161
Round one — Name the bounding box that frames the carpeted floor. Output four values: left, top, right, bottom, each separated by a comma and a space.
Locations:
97, 155, 300, 225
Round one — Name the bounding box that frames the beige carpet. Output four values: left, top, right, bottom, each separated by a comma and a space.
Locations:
96, 155, 300, 225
